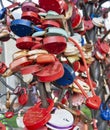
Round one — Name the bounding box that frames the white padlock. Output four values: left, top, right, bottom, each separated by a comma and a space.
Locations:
46, 108, 74, 130
16, 109, 25, 128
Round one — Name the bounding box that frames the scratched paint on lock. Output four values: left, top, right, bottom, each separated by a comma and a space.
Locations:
46, 109, 74, 130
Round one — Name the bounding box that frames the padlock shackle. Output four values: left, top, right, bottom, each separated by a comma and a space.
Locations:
69, 37, 96, 96
100, 29, 110, 42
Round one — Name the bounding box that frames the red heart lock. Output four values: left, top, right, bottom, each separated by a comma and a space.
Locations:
23, 99, 54, 130
86, 95, 101, 110
0, 62, 7, 74
0, 122, 6, 130
22, 11, 41, 24
18, 88, 28, 105
43, 36, 67, 54
5, 111, 14, 118
35, 60, 64, 82
16, 36, 38, 50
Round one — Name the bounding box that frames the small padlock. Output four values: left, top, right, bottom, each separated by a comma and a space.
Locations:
16, 109, 25, 128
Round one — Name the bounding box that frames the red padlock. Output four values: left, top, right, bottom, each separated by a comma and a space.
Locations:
22, 11, 41, 24
5, 111, 14, 118
18, 88, 28, 106
36, 54, 56, 64
0, 62, 7, 74
9, 57, 33, 72
43, 36, 67, 54
16, 36, 39, 50
20, 64, 43, 75
23, 99, 54, 130
42, 20, 61, 29
35, 60, 64, 82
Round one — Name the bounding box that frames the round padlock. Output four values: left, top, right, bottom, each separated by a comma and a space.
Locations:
56, 63, 76, 86
36, 54, 55, 64
46, 108, 74, 130
10, 19, 42, 37
16, 36, 39, 50
35, 60, 64, 82
42, 20, 61, 29
22, 11, 40, 24
9, 57, 33, 72
43, 36, 67, 54
23, 99, 54, 130
5, 111, 14, 118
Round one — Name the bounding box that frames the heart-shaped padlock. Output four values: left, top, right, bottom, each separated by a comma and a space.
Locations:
86, 95, 101, 110
23, 99, 54, 130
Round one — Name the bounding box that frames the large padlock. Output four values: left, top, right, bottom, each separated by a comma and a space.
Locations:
35, 60, 64, 82
46, 108, 74, 130
56, 63, 76, 86
23, 99, 54, 130
10, 19, 43, 37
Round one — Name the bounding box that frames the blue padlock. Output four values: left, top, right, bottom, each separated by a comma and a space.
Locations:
10, 19, 43, 37
55, 63, 76, 86
0, 8, 6, 20
100, 103, 110, 121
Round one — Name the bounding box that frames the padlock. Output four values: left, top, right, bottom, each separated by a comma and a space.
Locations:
46, 108, 74, 130
56, 63, 76, 86
18, 87, 28, 106
22, 11, 41, 25
36, 54, 56, 64
9, 56, 33, 72
10, 19, 43, 37
0, 62, 7, 74
100, 95, 110, 121
16, 109, 25, 128
0, 8, 6, 19
69, 37, 101, 109
35, 60, 64, 82
23, 99, 54, 130
5, 111, 14, 118
16, 36, 41, 50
